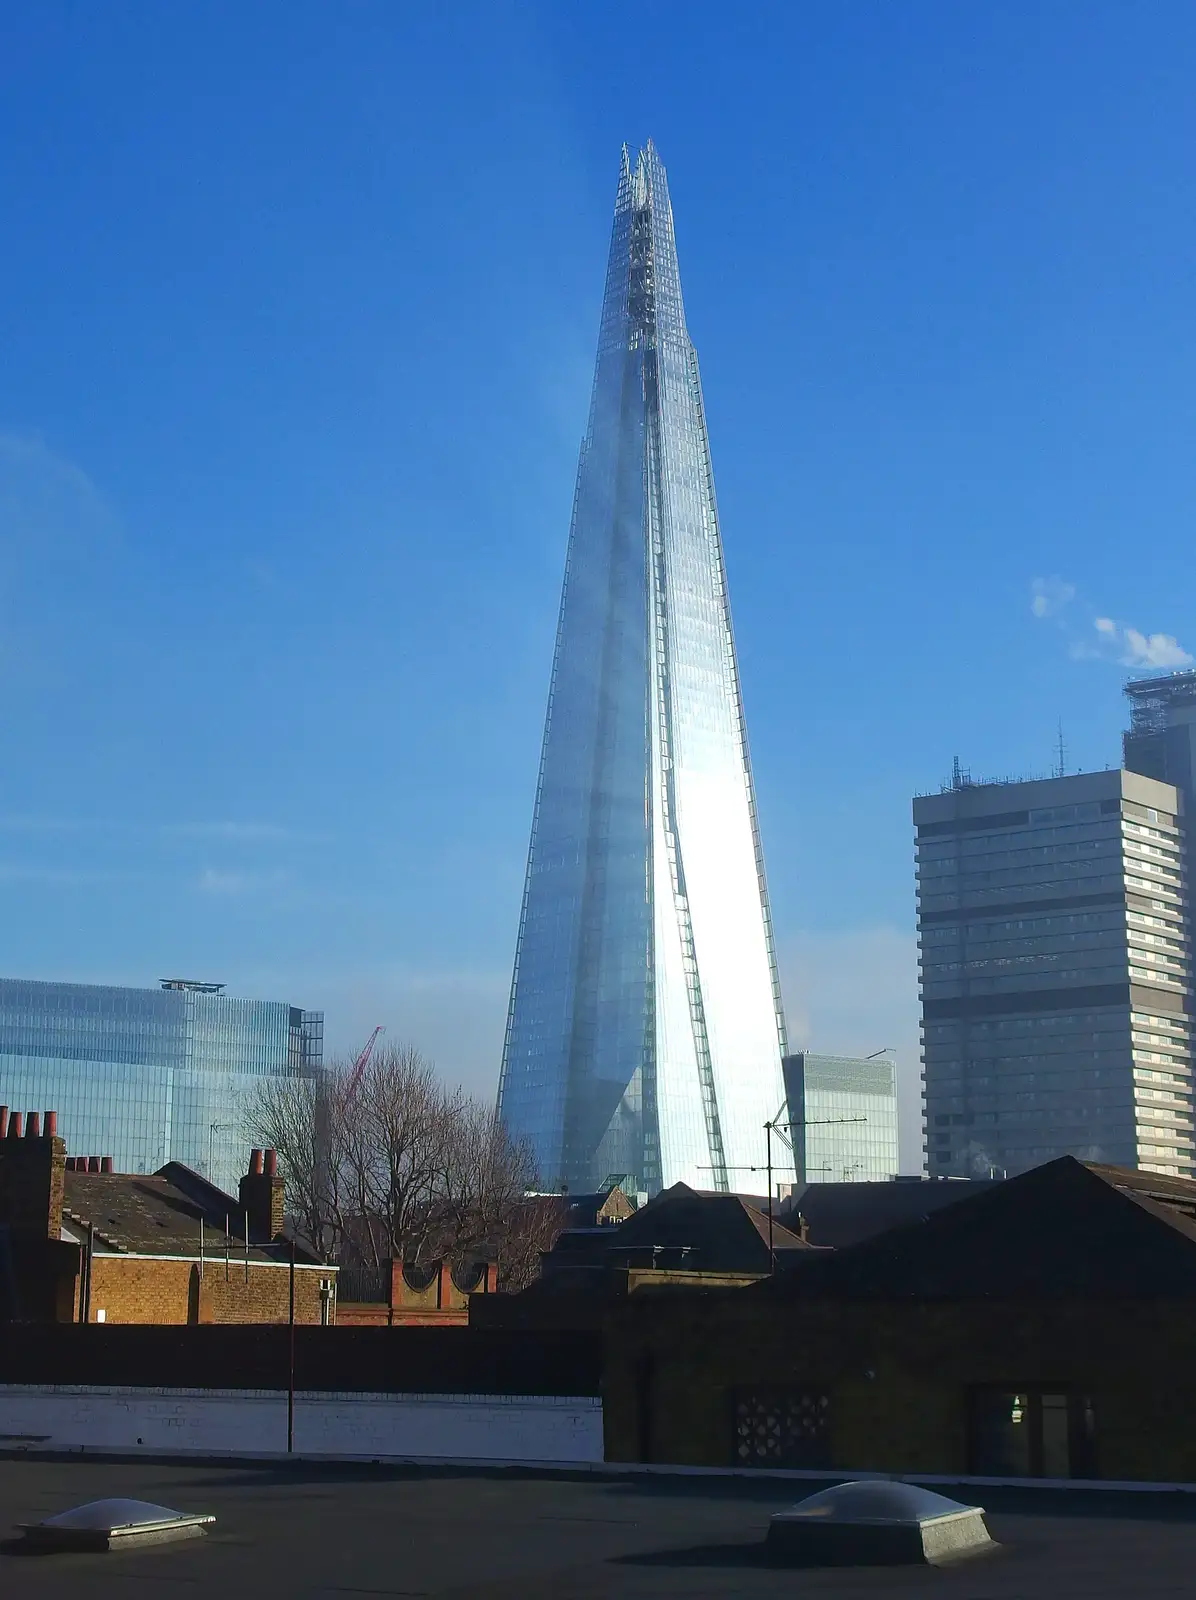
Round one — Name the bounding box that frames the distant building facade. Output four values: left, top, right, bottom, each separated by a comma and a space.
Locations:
782, 1052, 900, 1183
915, 768, 1193, 1179
0, 978, 323, 1193
1124, 670, 1196, 806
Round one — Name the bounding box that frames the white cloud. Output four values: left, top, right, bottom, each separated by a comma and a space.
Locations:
0, 862, 118, 887
196, 867, 292, 896
1120, 627, 1193, 669
0, 816, 324, 845
1030, 577, 1075, 619
1083, 616, 1193, 669
167, 821, 328, 844
1031, 578, 1193, 671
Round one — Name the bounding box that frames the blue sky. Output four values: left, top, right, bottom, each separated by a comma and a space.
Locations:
3, 3, 1196, 1167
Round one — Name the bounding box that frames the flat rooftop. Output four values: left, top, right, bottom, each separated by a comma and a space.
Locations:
3, 1457, 1196, 1598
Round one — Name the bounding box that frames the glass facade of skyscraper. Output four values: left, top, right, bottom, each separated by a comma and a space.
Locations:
497, 143, 789, 1195
0, 978, 323, 1193
783, 1052, 900, 1182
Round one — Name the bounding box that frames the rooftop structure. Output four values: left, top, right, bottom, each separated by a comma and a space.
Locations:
1124, 669, 1196, 805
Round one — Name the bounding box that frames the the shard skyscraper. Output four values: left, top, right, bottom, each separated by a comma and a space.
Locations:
498, 142, 789, 1196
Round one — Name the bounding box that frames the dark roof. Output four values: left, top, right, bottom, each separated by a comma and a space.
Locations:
600, 1182, 810, 1274
534, 1183, 811, 1280
760, 1157, 1196, 1302
60, 1167, 321, 1265
777, 1177, 999, 1248
1083, 1161, 1196, 1217
561, 1187, 633, 1228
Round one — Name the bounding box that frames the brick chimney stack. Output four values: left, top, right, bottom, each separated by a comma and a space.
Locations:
239, 1147, 285, 1242
0, 1111, 66, 1240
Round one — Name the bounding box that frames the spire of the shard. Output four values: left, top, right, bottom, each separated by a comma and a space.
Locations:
497, 144, 790, 1197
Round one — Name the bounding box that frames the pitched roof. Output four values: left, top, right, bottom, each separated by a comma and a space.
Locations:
60, 1168, 320, 1264
778, 1177, 999, 1248
601, 1182, 811, 1274
1083, 1161, 1196, 1218
761, 1157, 1196, 1302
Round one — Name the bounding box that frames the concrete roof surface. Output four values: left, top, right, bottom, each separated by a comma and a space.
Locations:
3, 1458, 1196, 1598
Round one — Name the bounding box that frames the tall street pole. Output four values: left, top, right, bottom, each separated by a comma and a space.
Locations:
287, 1237, 296, 1454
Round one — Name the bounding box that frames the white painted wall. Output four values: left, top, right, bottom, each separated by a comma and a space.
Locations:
0, 1385, 603, 1465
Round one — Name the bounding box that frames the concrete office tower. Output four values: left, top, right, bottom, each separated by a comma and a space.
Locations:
782, 1052, 900, 1182
915, 769, 1193, 1178
0, 977, 323, 1192
497, 144, 789, 1195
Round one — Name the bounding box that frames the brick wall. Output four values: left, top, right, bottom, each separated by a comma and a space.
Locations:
338, 1259, 498, 1327
0, 1130, 65, 1240
0, 1323, 604, 1396
604, 1290, 1196, 1483
82, 1256, 333, 1325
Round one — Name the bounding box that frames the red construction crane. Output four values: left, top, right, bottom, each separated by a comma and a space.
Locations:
342, 1024, 384, 1104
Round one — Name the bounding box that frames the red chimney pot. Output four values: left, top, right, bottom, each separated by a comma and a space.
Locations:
101, 1156, 113, 1174
26, 1112, 40, 1139
45, 1111, 57, 1137
88, 1156, 101, 1173
263, 1148, 277, 1177
248, 1148, 263, 1176
9, 1112, 23, 1139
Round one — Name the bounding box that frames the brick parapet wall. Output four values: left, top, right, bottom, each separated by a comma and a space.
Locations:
0, 1324, 603, 1395
82, 1256, 332, 1325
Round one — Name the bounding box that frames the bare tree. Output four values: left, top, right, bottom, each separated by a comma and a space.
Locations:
246, 1039, 549, 1284
244, 1068, 341, 1258
426, 1099, 540, 1265
492, 1193, 569, 1292
337, 1042, 457, 1269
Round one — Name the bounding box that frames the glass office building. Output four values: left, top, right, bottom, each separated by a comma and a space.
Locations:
915, 768, 1193, 1178
782, 1052, 900, 1182
497, 143, 789, 1195
0, 977, 323, 1193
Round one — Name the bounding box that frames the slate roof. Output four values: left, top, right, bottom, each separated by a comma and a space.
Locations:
761, 1156, 1196, 1301
1084, 1161, 1196, 1219
594, 1182, 810, 1274
60, 1166, 320, 1264
777, 1176, 999, 1248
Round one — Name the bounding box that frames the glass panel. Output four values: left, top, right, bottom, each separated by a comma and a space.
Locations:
497, 143, 789, 1195
0, 979, 322, 1192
